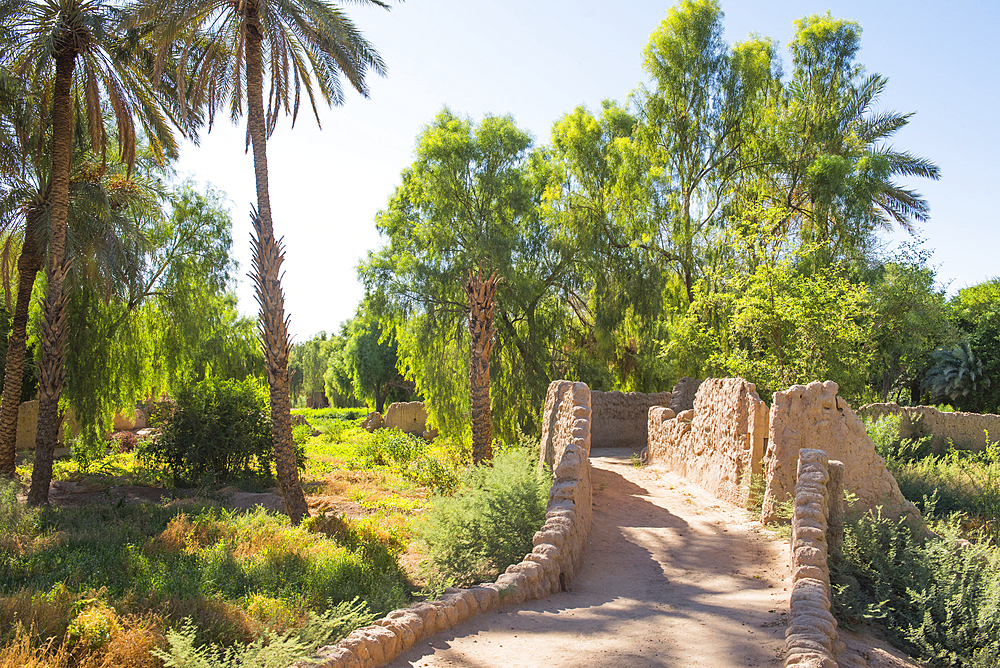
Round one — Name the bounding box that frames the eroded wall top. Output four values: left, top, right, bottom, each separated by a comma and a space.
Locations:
762, 381, 920, 526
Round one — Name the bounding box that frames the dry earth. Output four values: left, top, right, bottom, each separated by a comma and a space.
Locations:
385, 449, 922, 668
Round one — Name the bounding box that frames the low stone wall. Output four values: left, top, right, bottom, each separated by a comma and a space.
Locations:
16, 400, 79, 449
646, 377, 768, 507
762, 381, 920, 526
297, 380, 593, 668
589, 390, 670, 448
858, 402, 1000, 452
785, 449, 844, 668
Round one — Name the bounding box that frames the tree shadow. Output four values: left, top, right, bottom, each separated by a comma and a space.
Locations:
386, 461, 786, 667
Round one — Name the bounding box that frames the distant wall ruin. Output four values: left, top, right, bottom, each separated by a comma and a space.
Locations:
16, 400, 79, 449
647, 377, 768, 507
589, 390, 671, 448
382, 401, 429, 435
857, 402, 1000, 452
762, 381, 920, 526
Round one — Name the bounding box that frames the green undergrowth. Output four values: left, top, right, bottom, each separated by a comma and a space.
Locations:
836, 415, 1000, 666
864, 413, 1000, 542
832, 510, 1000, 667
417, 446, 551, 593
0, 479, 407, 665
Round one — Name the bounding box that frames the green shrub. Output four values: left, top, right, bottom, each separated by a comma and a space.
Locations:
407, 454, 459, 494
862, 413, 933, 463
833, 510, 1000, 666
353, 429, 423, 469
418, 447, 551, 589
145, 377, 274, 484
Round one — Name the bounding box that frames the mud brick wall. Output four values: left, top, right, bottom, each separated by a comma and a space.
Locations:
785, 449, 844, 668
589, 390, 671, 449
858, 402, 1000, 452
762, 381, 920, 526
647, 377, 768, 507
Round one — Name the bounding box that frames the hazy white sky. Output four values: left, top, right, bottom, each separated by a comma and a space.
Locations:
173, 0, 1000, 341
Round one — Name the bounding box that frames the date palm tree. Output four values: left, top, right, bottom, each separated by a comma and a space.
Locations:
0, 76, 166, 479
135, 0, 390, 523
466, 267, 500, 464
0, 0, 175, 503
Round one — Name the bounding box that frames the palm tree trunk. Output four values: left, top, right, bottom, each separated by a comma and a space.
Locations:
28, 51, 76, 506
245, 13, 309, 524
0, 223, 43, 477
466, 268, 500, 464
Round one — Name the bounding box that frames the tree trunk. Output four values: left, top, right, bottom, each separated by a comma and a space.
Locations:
466, 268, 500, 464
245, 10, 309, 524
28, 51, 76, 506
0, 223, 43, 477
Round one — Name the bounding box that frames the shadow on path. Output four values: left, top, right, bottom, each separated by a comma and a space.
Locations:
387, 452, 788, 668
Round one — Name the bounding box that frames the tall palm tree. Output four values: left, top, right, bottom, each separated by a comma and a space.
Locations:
0, 88, 167, 478
466, 267, 500, 464
767, 15, 940, 262
0, 0, 175, 503
136, 0, 390, 523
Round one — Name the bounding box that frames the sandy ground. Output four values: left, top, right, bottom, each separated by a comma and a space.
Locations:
387, 449, 791, 668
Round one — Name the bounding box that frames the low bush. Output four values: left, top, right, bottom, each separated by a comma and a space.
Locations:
144, 377, 275, 484
418, 447, 551, 589
862, 413, 934, 463
833, 511, 1000, 667
353, 429, 423, 469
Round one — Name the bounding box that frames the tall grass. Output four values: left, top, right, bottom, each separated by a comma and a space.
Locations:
0, 488, 408, 665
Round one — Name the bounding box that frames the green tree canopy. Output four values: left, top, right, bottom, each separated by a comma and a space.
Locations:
361, 109, 579, 441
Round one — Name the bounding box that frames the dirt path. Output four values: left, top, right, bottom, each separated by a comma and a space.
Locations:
387, 449, 790, 668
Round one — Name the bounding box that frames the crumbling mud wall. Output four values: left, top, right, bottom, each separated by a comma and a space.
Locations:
647, 377, 768, 507
297, 380, 593, 668
785, 449, 846, 668
589, 390, 671, 448
858, 402, 1000, 452
382, 401, 429, 435
762, 381, 920, 526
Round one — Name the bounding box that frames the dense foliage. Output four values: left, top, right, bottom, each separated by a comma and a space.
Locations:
145, 377, 278, 484
358, 0, 998, 446
418, 447, 551, 589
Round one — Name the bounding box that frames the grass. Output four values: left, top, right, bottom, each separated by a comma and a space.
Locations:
1, 409, 468, 667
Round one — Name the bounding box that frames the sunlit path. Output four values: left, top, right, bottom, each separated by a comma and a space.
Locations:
386, 449, 789, 668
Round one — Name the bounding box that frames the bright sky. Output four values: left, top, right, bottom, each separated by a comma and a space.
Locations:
173, 0, 1000, 342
